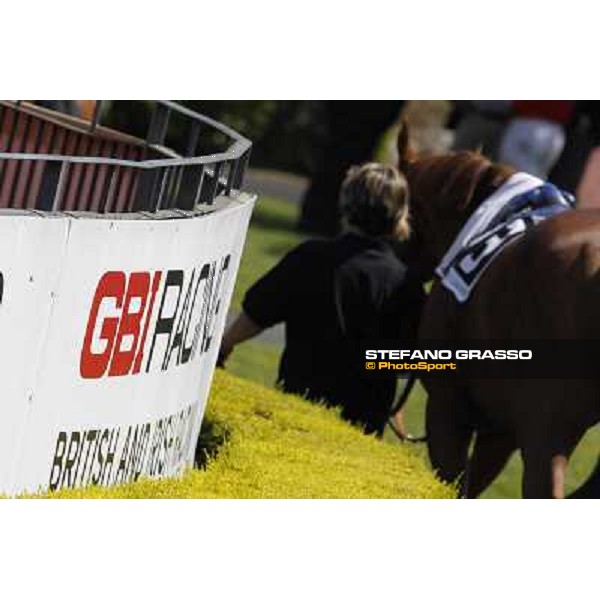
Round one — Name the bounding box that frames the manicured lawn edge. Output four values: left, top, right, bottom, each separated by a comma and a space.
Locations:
36, 370, 454, 499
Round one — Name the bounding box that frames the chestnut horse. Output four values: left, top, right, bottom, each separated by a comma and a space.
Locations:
397, 125, 600, 498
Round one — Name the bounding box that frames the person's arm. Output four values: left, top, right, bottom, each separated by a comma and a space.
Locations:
218, 311, 263, 366
218, 242, 308, 366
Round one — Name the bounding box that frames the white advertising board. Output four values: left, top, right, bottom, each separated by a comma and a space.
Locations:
0, 194, 255, 495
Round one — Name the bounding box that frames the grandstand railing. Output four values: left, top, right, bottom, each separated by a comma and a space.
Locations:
0, 100, 252, 213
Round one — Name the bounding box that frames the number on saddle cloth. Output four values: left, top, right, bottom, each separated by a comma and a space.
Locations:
439, 183, 574, 303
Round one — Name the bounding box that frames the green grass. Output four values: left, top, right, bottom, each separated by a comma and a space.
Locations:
38, 371, 453, 499
231, 195, 306, 311
228, 339, 280, 388
34, 194, 454, 498
386, 383, 600, 498
227, 193, 600, 498
479, 425, 600, 499
228, 194, 304, 383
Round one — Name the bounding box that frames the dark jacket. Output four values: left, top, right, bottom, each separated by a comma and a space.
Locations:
243, 232, 424, 435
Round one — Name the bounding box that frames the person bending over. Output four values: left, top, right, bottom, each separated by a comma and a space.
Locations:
219, 163, 424, 436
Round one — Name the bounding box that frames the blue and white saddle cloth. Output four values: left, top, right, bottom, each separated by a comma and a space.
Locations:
436, 172, 575, 303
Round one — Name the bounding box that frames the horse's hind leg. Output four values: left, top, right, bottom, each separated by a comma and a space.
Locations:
464, 431, 516, 498
521, 417, 587, 498
522, 438, 578, 499
521, 449, 563, 499
426, 383, 473, 493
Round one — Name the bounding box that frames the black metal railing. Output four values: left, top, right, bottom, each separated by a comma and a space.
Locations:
0, 100, 252, 213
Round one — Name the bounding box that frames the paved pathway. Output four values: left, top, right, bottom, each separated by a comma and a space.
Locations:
229, 168, 309, 346
243, 168, 308, 204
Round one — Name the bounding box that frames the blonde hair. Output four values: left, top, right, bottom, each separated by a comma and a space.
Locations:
339, 163, 410, 240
